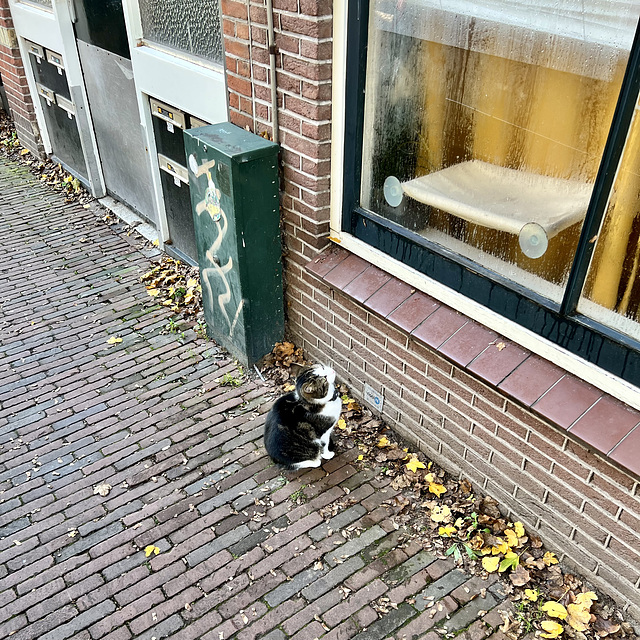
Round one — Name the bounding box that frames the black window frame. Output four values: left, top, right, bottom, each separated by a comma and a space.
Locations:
341, 1, 640, 388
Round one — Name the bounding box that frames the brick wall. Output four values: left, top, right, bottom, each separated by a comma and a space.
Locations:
221, 0, 333, 256
285, 269, 640, 620
219, 0, 640, 621
0, 0, 42, 154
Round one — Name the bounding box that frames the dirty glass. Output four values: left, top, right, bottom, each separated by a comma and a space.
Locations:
139, 0, 223, 65
579, 105, 640, 340
20, 0, 52, 8
360, 0, 640, 304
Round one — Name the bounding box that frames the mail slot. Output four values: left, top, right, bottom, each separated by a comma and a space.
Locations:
55, 94, 75, 119
36, 83, 55, 105
150, 96, 210, 265
158, 154, 188, 184
28, 44, 86, 180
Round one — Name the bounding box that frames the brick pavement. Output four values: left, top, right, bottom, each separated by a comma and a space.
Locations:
0, 155, 513, 639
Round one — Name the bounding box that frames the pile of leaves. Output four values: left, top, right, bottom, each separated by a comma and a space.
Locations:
0, 111, 93, 205
139, 256, 202, 320
259, 341, 308, 387
332, 402, 636, 640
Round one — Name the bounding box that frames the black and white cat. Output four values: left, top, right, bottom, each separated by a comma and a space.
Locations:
264, 364, 342, 471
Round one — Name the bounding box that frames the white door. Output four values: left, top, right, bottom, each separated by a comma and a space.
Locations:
122, 0, 229, 258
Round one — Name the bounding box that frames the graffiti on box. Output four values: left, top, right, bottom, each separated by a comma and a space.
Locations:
192, 158, 244, 338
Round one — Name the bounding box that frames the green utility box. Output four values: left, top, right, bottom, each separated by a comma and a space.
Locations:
184, 123, 283, 366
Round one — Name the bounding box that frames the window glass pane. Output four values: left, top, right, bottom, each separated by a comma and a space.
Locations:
579, 105, 640, 340
139, 0, 223, 65
360, 0, 639, 304
20, 0, 52, 8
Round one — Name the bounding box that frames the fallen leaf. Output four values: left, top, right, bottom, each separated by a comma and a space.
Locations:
20, 148, 30, 155
106, 337, 123, 345
567, 603, 591, 631
508, 564, 530, 586
406, 457, 426, 473
500, 551, 520, 573
504, 529, 519, 547
145, 545, 161, 557
513, 521, 525, 537
147, 288, 160, 297
430, 505, 451, 523
482, 556, 500, 573
337, 418, 347, 430
594, 617, 620, 637
439, 525, 457, 537
152, 239, 159, 247
540, 621, 564, 638
574, 592, 597, 608
93, 483, 112, 496
542, 602, 568, 620
544, 551, 559, 566
428, 482, 447, 497
377, 436, 390, 448
524, 588, 540, 602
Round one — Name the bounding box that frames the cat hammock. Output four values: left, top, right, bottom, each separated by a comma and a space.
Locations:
394, 160, 592, 258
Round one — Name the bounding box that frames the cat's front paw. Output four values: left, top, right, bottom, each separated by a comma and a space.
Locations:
321, 450, 335, 460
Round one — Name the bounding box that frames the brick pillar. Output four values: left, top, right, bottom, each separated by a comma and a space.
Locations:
221, 0, 333, 258
0, 0, 43, 155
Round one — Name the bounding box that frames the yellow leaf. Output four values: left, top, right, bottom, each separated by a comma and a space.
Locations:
491, 538, 509, 555
514, 521, 525, 537
540, 621, 564, 638
567, 604, 591, 632
20, 148, 30, 155
574, 592, 597, 608
439, 525, 457, 537
424, 473, 435, 483
187, 278, 198, 288
504, 529, 519, 547
283, 384, 295, 392
524, 589, 540, 602
377, 436, 390, 448
430, 505, 451, 523
541, 602, 568, 620
147, 288, 160, 297
144, 545, 160, 557
543, 552, 559, 566
184, 293, 194, 304
152, 239, 159, 247
337, 418, 347, 430
106, 337, 123, 344
357, 455, 364, 461
482, 556, 500, 573
406, 457, 426, 473
429, 482, 447, 497
162, 300, 173, 306
341, 395, 355, 405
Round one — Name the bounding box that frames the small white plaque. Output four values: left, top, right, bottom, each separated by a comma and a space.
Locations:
364, 383, 384, 413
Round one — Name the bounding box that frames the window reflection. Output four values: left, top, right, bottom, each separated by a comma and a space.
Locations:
361, 0, 639, 303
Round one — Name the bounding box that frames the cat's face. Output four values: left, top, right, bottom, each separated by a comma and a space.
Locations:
296, 365, 336, 404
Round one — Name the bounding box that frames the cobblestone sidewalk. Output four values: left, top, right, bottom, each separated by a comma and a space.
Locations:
0, 156, 512, 640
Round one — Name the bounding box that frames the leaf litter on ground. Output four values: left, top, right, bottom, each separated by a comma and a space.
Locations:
257, 341, 637, 640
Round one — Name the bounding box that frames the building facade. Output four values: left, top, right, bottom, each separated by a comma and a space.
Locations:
2, 0, 640, 621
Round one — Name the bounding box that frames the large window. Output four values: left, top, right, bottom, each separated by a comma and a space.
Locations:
343, 0, 640, 386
